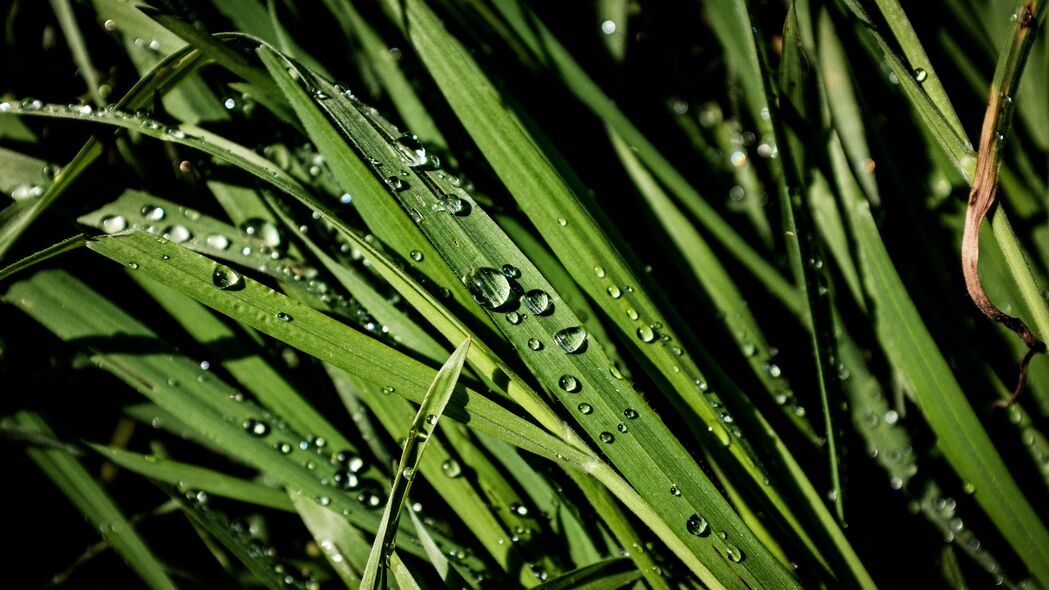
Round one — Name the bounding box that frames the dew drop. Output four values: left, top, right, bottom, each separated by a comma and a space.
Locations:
558, 375, 580, 393
510, 503, 529, 517
554, 326, 588, 354
527, 338, 543, 351
395, 134, 440, 170
617, 423, 628, 433
501, 264, 520, 278
505, 311, 521, 324
557, 217, 567, 227
441, 459, 462, 478
212, 265, 243, 290
439, 194, 470, 215
464, 267, 514, 309
102, 215, 128, 234
387, 176, 407, 191
243, 418, 270, 437
593, 266, 606, 278
607, 285, 622, 298
599, 432, 615, 443
623, 408, 639, 420
686, 514, 709, 536
140, 205, 165, 221
165, 224, 191, 243
670, 486, 681, 496
382, 385, 395, 395
126, 262, 139, 270
409, 250, 424, 262
626, 308, 639, 320
522, 289, 552, 315
276, 312, 292, 322
206, 234, 230, 250
240, 218, 283, 250
637, 324, 657, 343
914, 68, 928, 83
724, 543, 744, 562
577, 403, 593, 415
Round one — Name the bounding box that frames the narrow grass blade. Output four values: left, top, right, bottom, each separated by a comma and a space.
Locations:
49, 0, 103, 104
407, 509, 476, 590
91, 444, 294, 512
531, 558, 639, 590
291, 490, 372, 585
359, 338, 471, 589
11, 411, 178, 590
0, 233, 87, 281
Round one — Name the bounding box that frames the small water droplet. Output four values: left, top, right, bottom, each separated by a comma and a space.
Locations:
623, 408, 639, 419
127, 262, 139, 270
244, 418, 270, 437
557, 217, 567, 227
670, 486, 681, 496
439, 194, 470, 215
510, 503, 529, 517
637, 325, 657, 343
501, 264, 520, 278
165, 224, 191, 243
558, 375, 580, 393
395, 134, 440, 170
382, 385, 395, 395
276, 312, 292, 322
554, 326, 588, 354
387, 176, 407, 191
464, 267, 515, 309
607, 285, 621, 298
241, 218, 283, 250
212, 265, 243, 290
140, 205, 165, 221
522, 289, 551, 315
577, 403, 593, 415
505, 311, 521, 324
601, 19, 617, 35
102, 215, 127, 233
617, 423, 628, 433
626, 308, 639, 320
593, 266, 606, 278
914, 68, 928, 82
527, 338, 543, 351
409, 250, 424, 262
686, 514, 709, 536
599, 432, 615, 443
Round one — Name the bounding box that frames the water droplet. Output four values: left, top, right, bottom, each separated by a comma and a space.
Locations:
522, 289, 552, 315
637, 325, 657, 343
884, 410, 899, 425
599, 432, 615, 443
623, 408, 638, 419
206, 234, 230, 250
626, 308, 639, 320
441, 459, 462, 478
577, 403, 593, 415
102, 215, 128, 233
240, 218, 283, 250
724, 543, 744, 562
686, 514, 709, 536
274, 441, 292, 454
617, 423, 628, 433
382, 385, 395, 395
140, 205, 165, 221
165, 224, 191, 243
914, 68, 928, 82
464, 267, 515, 309
558, 375, 580, 393
316, 495, 331, 506
395, 134, 440, 170
501, 264, 520, 278
510, 503, 529, 517
593, 266, 606, 278
601, 19, 617, 35
276, 312, 292, 322
212, 265, 243, 290
607, 285, 621, 298
505, 311, 521, 324
527, 338, 543, 351
243, 418, 270, 437
554, 326, 588, 354
609, 364, 624, 380
387, 176, 407, 191
439, 194, 470, 215
104, 19, 116, 30
127, 262, 139, 270
557, 217, 567, 227
409, 250, 424, 262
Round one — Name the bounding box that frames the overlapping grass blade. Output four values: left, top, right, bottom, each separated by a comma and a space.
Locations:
291, 491, 372, 586
359, 337, 470, 589
10, 411, 178, 590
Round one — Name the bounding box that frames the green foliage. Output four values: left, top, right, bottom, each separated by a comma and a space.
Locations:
2, 0, 1049, 588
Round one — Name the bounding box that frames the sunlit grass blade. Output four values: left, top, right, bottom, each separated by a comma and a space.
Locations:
10, 411, 178, 590
406, 509, 476, 590
360, 337, 470, 589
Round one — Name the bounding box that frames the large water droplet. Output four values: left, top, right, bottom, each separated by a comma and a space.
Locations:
464, 267, 515, 309
686, 514, 709, 536
724, 543, 744, 562
102, 215, 128, 233
140, 205, 165, 221
522, 289, 551, 315
165, 224, 191, 243
637, 325, 657, 343
441, 459, 462, 478
206, 234, 230, 250
558, 375, 580, 393
554, 326, 588, 354
395, 134, 440, 170
212, 265, 243, 290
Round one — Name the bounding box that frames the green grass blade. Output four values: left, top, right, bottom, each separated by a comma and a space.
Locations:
531, 558, 639, 590
359, 337, 471, 589
407, 509, 476, 590
291, 490, 371, 586
11, 411, 178, 590
0, 233, 87, 281
91, 444, 294, 512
